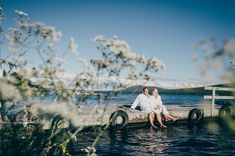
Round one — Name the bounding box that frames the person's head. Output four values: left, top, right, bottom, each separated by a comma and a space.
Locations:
152, 88, 159, 97
142, 87, 148, 95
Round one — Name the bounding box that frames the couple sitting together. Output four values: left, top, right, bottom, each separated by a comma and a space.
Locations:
131, 87, 177, 129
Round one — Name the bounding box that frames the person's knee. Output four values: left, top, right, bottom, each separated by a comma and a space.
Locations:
148, 112, 154, 119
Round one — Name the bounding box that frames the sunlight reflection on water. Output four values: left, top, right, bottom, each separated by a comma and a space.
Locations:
72, 121, 235, 155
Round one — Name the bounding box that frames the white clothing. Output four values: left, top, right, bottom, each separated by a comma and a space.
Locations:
131, 93, 152, 113
149, 95, 169, 115
161, 105, 169, 115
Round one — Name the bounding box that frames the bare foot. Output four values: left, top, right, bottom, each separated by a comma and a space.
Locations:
173, 118, 178, 122
160, 125, 167, 128
165, 117, 171, 121
151, 125, 158, 129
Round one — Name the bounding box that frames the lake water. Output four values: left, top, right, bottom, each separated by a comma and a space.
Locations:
71, 121, 235, 155
6, 92, 235, 155
9, 93, 206, 112
67, 93, 235, 155
76, 92, 205, 105
75, 92, 233, 106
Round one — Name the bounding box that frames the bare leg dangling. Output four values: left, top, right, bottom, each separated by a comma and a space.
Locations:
156, 114, 167, 128
148, 112, 157, 129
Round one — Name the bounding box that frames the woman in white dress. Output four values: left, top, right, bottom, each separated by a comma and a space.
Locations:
150, 88, 178, 127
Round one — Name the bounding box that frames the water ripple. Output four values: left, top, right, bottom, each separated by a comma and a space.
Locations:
72, 122, 235, 155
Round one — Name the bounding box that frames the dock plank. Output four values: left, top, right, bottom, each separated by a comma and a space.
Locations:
75, 104, 222, 127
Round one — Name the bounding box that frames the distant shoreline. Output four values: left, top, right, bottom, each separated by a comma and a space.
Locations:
94, 83, 234, 95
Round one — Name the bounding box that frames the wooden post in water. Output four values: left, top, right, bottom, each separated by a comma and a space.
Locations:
211, 87, 215, 117
233, 91, 235, 118
205, 87, 235, 117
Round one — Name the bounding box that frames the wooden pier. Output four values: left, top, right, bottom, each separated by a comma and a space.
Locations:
1, 87, 234, 130
67, 103, 220, 129
69, 86, 234, 130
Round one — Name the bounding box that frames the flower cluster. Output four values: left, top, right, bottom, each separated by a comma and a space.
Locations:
42, 26, 62, 43
92, 35, 137, 60
6, 10, 62, 59
0, 79, 21, 101
15, 10, 28, 16
91, 35, 165, 89
0, 9, 166, 155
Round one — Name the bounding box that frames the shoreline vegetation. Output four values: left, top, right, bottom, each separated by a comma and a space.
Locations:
103, 83, 235, 95
26, 82, 235, 96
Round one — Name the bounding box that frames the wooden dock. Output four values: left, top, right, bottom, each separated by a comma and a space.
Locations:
71, 86, 234, 129
42, 86, 234, 129
1, 87, 234, 130
63, 103, 222, 129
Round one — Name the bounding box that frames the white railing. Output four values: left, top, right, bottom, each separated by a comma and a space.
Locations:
204, 87, 235, 116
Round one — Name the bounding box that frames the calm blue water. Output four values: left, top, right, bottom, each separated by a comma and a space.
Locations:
67, 93, 235, 155
32, 92, 233, 107
8, 92, 207, 115
71, 121, 235, 156
75, 93, 205, 105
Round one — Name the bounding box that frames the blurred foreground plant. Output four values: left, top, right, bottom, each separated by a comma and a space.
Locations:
193, 36, 235, 133
193, 37, 235, 83
0, 8, 165, 155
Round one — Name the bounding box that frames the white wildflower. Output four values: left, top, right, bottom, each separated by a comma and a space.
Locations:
69, 37, 78, 53
32, 22, 44, 35
42, 26, 62, 43
0, 80, 21, 101
92, 35, 104, 42
32, 102, 81, 127
15, 10, 28, 16
109, 46, 119, 55
138, 54, 146, 63
122, 50, 136, 59
126, 60, 137, 68
147, 57, 166, 70
33, 21, 44, 27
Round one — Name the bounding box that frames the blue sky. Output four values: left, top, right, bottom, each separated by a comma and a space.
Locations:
1, 0, 235, 85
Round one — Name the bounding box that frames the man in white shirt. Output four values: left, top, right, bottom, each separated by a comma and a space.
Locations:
150, 88, 177, 125
131, 87, 157, 129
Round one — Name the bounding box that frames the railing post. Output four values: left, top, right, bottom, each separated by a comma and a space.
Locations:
211, 87, 215, 117
233, 91, 235, 118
